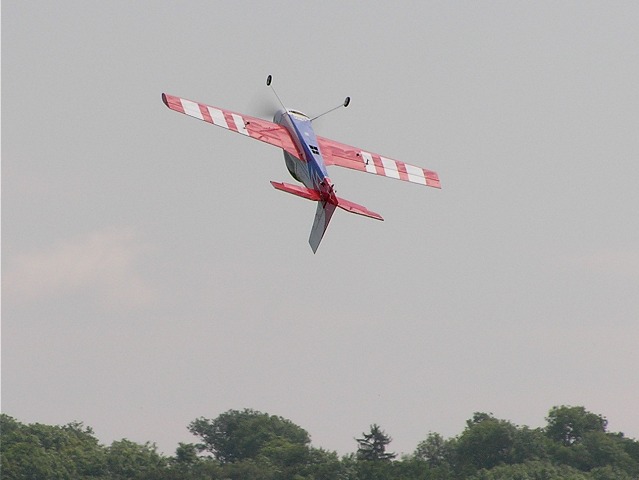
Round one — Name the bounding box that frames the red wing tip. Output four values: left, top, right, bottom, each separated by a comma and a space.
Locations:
161, 93, 169, 107
425, 172, 441, 189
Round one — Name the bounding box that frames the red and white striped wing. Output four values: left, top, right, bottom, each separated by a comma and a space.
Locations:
317, 136, 441, 189
162, 93, 299, 158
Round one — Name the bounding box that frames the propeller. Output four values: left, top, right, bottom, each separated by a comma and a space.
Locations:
250, 75, 350, 122
310, 96, 350, 122
266, 74, 287, 111
250, 92, 281, 118
247, 75, 284, 119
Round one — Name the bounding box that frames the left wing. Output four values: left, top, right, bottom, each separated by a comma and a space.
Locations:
162, 93, 300, 158
317, 135, 441, 189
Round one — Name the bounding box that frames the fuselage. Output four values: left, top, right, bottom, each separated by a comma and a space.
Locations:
274, 109, 337, 204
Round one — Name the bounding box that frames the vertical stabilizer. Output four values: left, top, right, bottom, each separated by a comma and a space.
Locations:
309, 202, 337, 253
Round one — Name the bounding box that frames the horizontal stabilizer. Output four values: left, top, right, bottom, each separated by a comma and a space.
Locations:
336, 197, 384, 221
270, 181, 321, 201
271, 181, 382, 252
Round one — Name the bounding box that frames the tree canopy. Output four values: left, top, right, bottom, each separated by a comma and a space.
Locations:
356, 424, 396, 462
188, 408, 310, 463
2, 405, 638, 480
545, 405, 608, 446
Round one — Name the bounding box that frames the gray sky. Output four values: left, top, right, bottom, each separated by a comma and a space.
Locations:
3, 1, 638, 456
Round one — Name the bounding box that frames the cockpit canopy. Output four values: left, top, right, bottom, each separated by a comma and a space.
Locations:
287, 109, 310, 121
273, 108, 310, 125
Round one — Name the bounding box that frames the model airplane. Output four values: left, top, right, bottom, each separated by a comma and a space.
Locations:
162, 76, 440, 253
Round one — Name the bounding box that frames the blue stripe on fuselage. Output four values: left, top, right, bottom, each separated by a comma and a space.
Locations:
286, 114, 328, 188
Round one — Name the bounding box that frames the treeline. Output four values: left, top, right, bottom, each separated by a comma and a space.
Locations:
2, 406, 638, 480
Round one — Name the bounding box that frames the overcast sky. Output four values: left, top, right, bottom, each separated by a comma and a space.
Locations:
3, 1, 638, 456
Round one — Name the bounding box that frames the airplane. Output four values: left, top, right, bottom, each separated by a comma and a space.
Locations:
161, 75, 441, 253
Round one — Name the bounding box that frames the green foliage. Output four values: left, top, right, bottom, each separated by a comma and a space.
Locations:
0, 414, 107, 480
549, 431, 639, 474
173, 442, 199, 466
511, 426, 548, 464
106, 439, 166, 479
545, 406, 607, 446
188, 408, 310, 463
356, 424, 396, 462
2, 406, 639, 480
468, 460, 591, 480
415, 432, 454, 468
455, 412, 519, 472
303, 447, 344, 480
543, 407, 639, 476
353, 455, 395, 480
165, 441, 226, 480
588, 465, 636, 480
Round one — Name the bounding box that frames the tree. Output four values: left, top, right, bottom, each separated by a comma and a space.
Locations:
168, 443, 222, 480
511, 426, 549, 464
173, 442, 200, 467
414, 432, 453, 467
467, 460, 592, 480
106, 439, 166, 479
301, 447, 344, 480
455, 412, 518, 473
4, 406, 639, 480
0, 414, 107, 480
188, 409, 310, 463
545, 406, 607, 446
356, 424, 396, 462
583, 431, 638, 472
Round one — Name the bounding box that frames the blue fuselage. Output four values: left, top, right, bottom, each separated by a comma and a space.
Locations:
274, 109, 336, 203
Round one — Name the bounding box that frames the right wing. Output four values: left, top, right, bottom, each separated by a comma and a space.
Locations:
316, 135, 441, 189
162, 93, 299, 158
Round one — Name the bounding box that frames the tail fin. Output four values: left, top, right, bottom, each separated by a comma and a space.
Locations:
309, 201, 337, 253
271, 180, 383, 252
